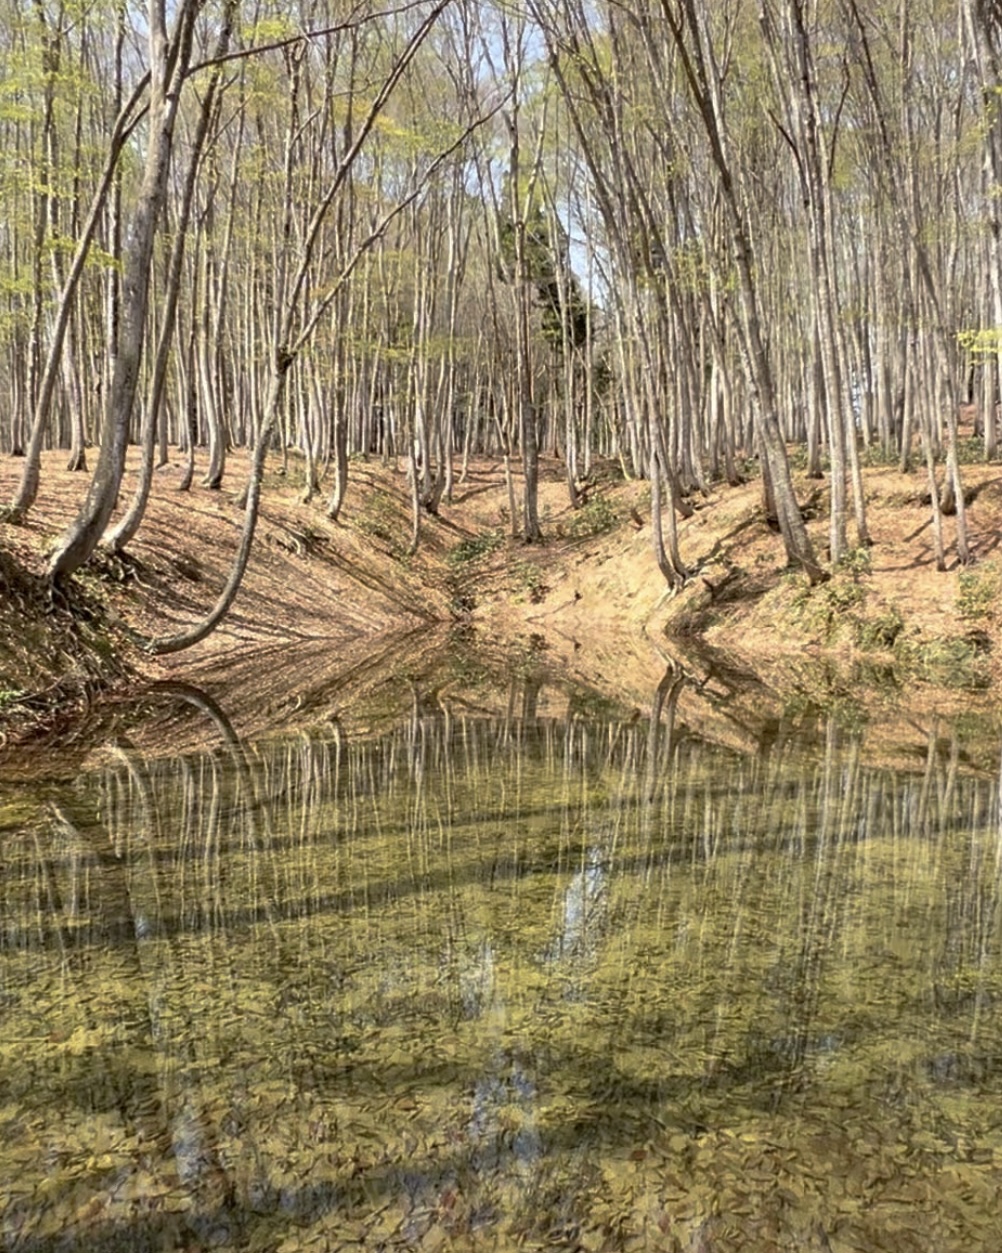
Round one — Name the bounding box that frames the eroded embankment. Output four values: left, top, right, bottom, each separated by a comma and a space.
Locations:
2, 450, 1001, 753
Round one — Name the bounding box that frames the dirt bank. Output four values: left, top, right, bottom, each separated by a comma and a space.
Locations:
1, 448, 1000, 748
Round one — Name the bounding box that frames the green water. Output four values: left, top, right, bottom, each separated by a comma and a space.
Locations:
2, 669, 1002, 1252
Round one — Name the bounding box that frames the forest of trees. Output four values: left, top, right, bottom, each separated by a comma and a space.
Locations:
2, 0, 1002, 646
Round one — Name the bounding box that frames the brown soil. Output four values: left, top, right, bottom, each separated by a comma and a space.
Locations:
1, 447, 1001, 753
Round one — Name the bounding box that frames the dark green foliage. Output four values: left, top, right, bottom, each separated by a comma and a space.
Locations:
957, 560, 1001, 622
857, 608, 904, 649
496, 195, 592, 355
566, 494, 617, 538
446, 530, 503, 566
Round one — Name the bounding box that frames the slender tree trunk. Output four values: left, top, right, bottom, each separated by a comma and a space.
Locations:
132, 0, 453, 648
104, 11, 232, 554
48, 0, 197, 581
141, 360, 289, 653
4, 77, 148, 521
506, 108, 544, 544
660, 0, 826, 582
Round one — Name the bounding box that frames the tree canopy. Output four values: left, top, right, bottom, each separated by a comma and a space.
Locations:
1, 0, 1000, 641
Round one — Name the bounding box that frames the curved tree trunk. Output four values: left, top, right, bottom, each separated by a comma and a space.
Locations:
137, 0, 453, 647
649, 441, 685, 592
658, 0, 826, 584
48, 0, 198, 582
104, 17, 230, 555
138, 363, 287, 654
132, 0, 451, 650
4, 76, 148, 523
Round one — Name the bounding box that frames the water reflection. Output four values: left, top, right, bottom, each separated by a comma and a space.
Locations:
2, 666, 1002, 1251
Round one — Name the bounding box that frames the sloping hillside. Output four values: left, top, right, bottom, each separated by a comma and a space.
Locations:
1, 448, 1000, 747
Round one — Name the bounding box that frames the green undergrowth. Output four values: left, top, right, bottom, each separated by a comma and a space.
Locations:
564, 493, 617, 538
355, 486, 408, 557
894, 634, 992, 689
664, 539, 997, 696
444, 528, 553, 614
446, 528, 504, 567
957, 557, 1002, 624
444, 528, 505, 616
511, 558, 547, 603
789, 549, 905, 652
786, 549, 991, 689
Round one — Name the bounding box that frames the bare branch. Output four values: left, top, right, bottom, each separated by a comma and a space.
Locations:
185, 0, 439, 77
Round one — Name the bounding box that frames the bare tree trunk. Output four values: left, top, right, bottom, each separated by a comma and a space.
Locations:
48, 0, 198, 581
4, 76, 148, 521
141, 360, 289, 653
659, 0, 824, 581
104, 18, 232, 554
506, 104, 545, 544
133, 0, 454, 650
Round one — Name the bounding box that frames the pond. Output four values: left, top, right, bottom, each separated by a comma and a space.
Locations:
2, 656, 1002, 1252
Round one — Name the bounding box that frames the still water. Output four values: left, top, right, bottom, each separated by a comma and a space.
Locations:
2, 664, 1002, 1252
